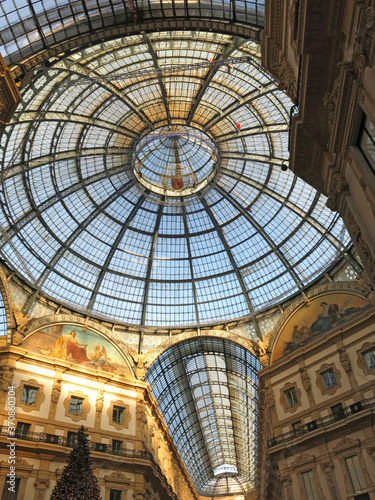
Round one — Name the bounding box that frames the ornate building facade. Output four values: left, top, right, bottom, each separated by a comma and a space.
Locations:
0, 0, 374, 499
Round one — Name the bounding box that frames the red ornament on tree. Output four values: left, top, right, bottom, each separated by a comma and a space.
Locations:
236, 123, 241, 129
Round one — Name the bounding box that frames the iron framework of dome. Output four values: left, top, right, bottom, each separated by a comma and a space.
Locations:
0, 27, 351, 328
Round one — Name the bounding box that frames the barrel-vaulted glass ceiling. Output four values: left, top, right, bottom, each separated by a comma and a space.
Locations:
0, 27, 351, 328
0, 0, 264, 66
145, 337, 261, 496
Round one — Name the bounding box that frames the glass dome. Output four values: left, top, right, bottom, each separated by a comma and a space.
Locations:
0, 31, 350, 327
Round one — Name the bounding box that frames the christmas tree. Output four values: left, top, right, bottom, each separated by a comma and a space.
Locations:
50, 426, 102, 500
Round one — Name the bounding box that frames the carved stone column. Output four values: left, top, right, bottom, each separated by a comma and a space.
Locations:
46, 376, 62, 432
34, 478, 50, 500
280, 474, 294, 500
0, 54, 21, 129
322, 461, 339, 500
90, 387, 103, 437
338, 347, 358, 390
344, 204, 375, 289
299, 367, 316, 409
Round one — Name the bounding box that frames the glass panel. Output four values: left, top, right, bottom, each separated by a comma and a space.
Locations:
321, 369, 336, 389
364, 350, 375, 369
112, 407, 124, 424
301, 470, 320, 500
69, 397, 83, 415
20, 386, 37, 404
359, 116, 375, 175
345, 456, 367, 493
285, 388, 298, 407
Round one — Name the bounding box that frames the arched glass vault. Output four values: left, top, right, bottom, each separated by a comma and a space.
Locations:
0, 31, 351, 327
145, 337, 261, 496
0, 0, 264, 66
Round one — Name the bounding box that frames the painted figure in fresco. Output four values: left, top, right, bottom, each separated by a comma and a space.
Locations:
92, 344, 109, 365
309, 302, 330, 334
50, 330, 90, 362
309, 302, 341, 335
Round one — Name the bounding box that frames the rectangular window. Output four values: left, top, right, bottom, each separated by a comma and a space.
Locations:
112, 439, 123, 455
20, 385, 38, 405
358, 115, 375, 175
109, 490, 122, 500
15, 422, 30, 439
364, 349, 375, 369
321, 369, 336, 389
69, 396, 83, 415
331, 403, 345, 420
301, 470, 320, 500
112, 406, 124, 424
1, 477, 21, 500
285, 387, 298, 407
67, 431, 77, 447
345, 456, 367, 493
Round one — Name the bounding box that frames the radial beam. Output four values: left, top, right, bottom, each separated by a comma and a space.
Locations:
203, 82, 279, 131
35, 180, 135, 288
182, 206, 200, 325
140, 204, 164, 326
199, 195, 254, 315
0, 163, 132, 244
142, 34, 171, 125
86, 195, 145, 312
215, 184, 305, 289
220, 169, 346, 250
186, 38, 244, 125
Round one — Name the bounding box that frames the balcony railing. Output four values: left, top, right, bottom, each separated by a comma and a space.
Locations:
0, 426, 178, 498
268, 396, 375, 448
0, 426, 151, 458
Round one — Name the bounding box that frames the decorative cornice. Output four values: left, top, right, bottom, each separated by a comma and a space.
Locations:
332, 435, 359, 452
291, 452, 316, 468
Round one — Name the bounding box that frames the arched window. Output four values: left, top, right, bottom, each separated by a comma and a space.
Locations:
0, 291, 6, 336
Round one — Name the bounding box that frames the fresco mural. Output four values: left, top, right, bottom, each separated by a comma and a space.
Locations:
22, 324, 131, 377
272, 293, 371, 361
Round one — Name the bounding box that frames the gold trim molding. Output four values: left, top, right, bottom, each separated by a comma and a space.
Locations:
315, 363, 342, 396
279, 382, 302, 414
15, 378, 45, 412
63, 390, 91, 422
107, 400, 131, 431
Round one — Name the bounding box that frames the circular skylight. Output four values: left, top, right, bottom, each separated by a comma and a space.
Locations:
132, 125, 220, 198
0, 31, 350, 327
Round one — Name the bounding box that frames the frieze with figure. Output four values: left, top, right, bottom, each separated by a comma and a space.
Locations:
22, 324, 132, 377
272, 292, 371, 361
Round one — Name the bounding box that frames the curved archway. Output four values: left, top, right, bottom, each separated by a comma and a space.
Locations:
145, 335, 261, 497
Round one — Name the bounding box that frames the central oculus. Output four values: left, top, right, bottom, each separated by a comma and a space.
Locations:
132, 125, 220, 197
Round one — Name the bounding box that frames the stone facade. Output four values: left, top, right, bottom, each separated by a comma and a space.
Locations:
258, 306, 375, 500
0, 341, 197, 500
